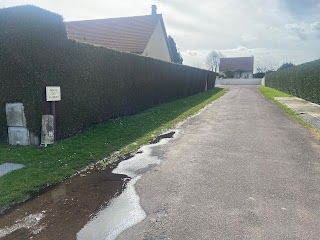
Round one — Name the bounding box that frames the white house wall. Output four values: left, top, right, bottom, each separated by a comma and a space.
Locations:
234, 72, 253, 79
142, 21, 171, 62
220, 78, 262, 85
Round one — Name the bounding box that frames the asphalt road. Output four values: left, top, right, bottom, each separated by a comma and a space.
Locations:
118, 86, 320, 240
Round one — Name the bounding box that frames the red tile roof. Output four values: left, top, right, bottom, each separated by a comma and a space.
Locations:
66, 15, 162, 54
219, 57, 254, 72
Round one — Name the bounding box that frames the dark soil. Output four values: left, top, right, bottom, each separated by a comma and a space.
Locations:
149, 131, 175, 144
0, 165, 129, 240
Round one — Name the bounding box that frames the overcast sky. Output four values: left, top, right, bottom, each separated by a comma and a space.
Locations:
1, 0, 320, 70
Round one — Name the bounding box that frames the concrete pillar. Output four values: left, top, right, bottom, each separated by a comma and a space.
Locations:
6, 103, 30, 145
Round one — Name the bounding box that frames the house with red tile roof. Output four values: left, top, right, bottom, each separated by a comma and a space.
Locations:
219, 56, 254, 78
66, 5, 173, 62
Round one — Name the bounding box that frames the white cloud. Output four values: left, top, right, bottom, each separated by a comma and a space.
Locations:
310, 22, 320, 37
241, 34, 257, 42
285, 21, 320, 40
311, 22, 320, 30
187, 51, 198, 57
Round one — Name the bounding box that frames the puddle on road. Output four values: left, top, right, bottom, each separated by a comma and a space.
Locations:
77, 131, 176, 240
0, 166, 128, 240
77, 177, 144, 240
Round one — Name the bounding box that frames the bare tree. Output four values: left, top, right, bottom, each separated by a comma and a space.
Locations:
206, 50, 221, 72
255, 57, 279, 73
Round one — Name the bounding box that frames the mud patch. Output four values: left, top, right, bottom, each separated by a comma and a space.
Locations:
0, 166, 128, 240
149, 131, 175, 144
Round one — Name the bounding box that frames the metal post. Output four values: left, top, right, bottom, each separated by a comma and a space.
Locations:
51, 101, 56, 141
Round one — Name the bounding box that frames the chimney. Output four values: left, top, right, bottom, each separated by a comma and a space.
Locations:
151, 5, 157, 15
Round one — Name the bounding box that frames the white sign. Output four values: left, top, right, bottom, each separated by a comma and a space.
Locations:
46, 86, 61, 101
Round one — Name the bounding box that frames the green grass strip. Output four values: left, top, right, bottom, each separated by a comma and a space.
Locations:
0, 88, 226, 209
259, 86, 313, 129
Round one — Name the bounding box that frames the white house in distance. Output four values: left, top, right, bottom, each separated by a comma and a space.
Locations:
219, 56, 254, 78
66, 5, 173, 62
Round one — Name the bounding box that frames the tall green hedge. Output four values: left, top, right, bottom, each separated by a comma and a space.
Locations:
265, 59, 320, 104
0, 6, 216, 140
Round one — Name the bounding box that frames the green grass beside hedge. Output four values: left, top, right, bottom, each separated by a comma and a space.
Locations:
0, 87, 226, 210
258, 86, 291, 99
259, 86, 313, 129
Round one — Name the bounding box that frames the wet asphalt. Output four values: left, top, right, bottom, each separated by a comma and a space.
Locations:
117, 86, 320, 240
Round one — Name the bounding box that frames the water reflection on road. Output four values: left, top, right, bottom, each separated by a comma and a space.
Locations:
77, 132, 176, 240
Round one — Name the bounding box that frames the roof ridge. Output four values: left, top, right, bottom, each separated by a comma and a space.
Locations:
66, 14, 161, 23
220, 56, 253, 59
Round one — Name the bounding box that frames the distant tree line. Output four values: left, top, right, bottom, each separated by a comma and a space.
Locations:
278, 62, 295, 70
254, 62, 295, 78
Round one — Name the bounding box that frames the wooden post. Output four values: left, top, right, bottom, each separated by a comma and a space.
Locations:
46, 86, 60, 142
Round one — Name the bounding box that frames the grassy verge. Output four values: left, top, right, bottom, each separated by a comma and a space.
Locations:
0, 88, 226, 209
258, 86, 314, 129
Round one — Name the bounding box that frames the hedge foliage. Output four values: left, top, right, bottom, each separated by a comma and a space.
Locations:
265, 59, 320, 104
0, 6, 216, 140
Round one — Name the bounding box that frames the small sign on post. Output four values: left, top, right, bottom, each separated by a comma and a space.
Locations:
46, 86, 61, 142
46, 86, 61, 102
